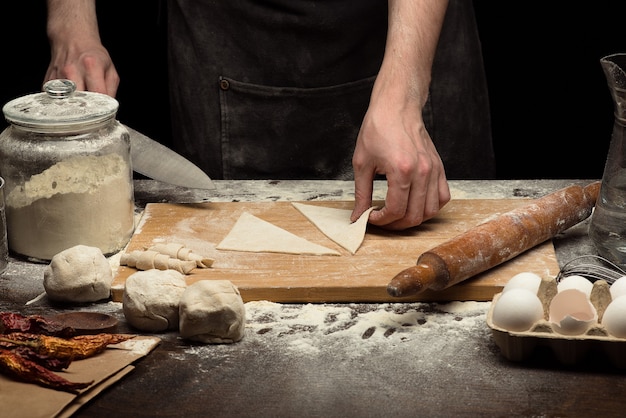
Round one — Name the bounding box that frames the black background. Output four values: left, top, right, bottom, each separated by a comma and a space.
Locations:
2, 1, 625, 180
473, 1, 626, 180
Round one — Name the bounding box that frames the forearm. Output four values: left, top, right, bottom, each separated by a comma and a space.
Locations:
377, 0, 449, 108
46, 0, 101, 48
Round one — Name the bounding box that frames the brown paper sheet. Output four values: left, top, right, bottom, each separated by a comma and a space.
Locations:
0, 336, 160, 418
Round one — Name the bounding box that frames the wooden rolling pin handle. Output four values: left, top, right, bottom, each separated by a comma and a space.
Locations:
387, 251, 452, 297
387, 263, 438, 297
387, 182, 600, 298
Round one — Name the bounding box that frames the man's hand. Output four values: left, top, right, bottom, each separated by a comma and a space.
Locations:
351, 88, 450, 230
45, 0, 119, 96
351, 0, 450, 230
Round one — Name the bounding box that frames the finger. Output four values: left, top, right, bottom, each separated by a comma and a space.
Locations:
368, 174, 416, 228
383, 166, 450, 230
103, 63, 120, 97
43, 68, 56, 87
84, 73, 108, 95
419, 164, 446, 223
436, 171, 451, 210
82, 56, 113, 95
104, 70, 120, 97
351, 166, 375, 223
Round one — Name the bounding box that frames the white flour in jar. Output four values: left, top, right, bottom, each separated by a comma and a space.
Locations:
5, 153, 134, 260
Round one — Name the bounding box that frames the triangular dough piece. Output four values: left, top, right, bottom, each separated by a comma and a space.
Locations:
292, 203, 375, 255
216, 212, 340, 256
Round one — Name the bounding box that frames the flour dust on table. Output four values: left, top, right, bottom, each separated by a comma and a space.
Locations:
172, 300, 490, 371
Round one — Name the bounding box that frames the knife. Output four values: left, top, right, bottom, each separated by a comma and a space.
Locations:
125, 125, 215, 190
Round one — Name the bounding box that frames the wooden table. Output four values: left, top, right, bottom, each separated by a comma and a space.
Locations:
1, 179, 624, 418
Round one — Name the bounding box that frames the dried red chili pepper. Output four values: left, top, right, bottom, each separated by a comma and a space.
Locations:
8, 346, 72, 371
0, 350, 93, 394
0, 312, 75, 338
0, 312, 136, 393
1, 332, 134, 360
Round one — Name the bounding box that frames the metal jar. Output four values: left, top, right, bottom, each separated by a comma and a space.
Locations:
0, 79, 135, 261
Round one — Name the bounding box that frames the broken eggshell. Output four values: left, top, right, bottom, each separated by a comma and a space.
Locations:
549, 288, 597, 335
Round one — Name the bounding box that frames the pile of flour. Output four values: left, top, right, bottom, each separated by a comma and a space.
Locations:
6, 153, 134, 259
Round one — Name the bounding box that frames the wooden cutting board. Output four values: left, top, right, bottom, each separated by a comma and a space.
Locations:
111, 199, 561, 303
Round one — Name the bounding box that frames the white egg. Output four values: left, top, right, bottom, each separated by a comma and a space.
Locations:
601, 294, 626, 338
549, 288, 597, 335
491, 288, 544, 332
609, 275, 626, 300
557, 275, 593, 297
502, 271, 542, 294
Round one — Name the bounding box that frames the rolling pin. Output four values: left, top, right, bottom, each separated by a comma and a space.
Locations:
387, 181, 601, 297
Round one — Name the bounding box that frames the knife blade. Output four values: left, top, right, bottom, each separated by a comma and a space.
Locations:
125, 125, 215, 190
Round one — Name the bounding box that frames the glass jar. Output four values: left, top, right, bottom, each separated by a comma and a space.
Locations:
0, 79, 135, 261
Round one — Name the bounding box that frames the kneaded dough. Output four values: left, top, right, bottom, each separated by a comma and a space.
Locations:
179, 280, 246, 343
43, 245, 113, 303
123, 269, 187, 332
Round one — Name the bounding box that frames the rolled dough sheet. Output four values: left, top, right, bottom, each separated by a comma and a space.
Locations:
292, 203, 374, 254
216, 211, 340, 256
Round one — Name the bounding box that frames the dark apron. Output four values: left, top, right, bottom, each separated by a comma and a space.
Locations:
166, 0, 495, 180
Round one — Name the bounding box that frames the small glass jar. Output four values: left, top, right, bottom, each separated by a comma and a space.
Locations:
0, 79, 135, 261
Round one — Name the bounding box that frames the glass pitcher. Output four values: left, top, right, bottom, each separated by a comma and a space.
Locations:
589, 53, 626, 268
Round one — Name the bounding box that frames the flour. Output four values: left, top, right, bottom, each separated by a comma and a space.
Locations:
5, 153, 134, 260
245, 301, 487, 356
176, 300, 490, 363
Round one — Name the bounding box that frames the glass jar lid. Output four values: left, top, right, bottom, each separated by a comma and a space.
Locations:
2, 79, 119, 132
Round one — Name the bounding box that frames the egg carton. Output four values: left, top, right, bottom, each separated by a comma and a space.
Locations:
486, 276, 626, 367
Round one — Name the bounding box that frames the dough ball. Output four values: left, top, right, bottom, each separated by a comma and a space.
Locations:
123, 269, 187, 332
43, 245, 113, 303
179, 280, 246, 343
